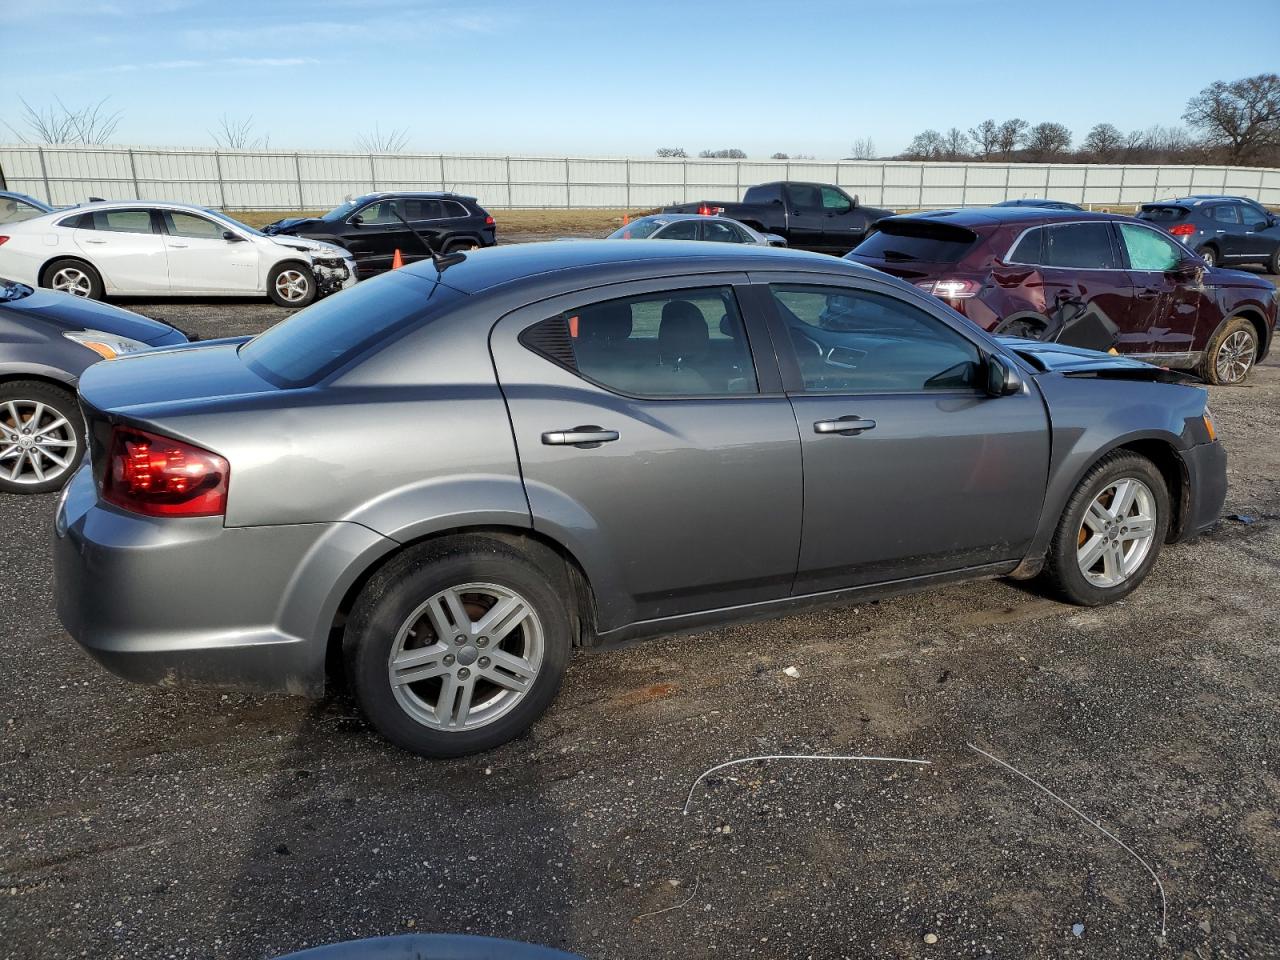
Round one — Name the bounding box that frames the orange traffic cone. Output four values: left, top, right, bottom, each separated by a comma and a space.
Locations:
392, 248, 404, 269
622, 214, 630, 225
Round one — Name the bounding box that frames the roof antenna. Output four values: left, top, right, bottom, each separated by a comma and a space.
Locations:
389, 204, 466, 273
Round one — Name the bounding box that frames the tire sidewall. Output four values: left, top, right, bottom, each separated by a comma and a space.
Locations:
346, 540, 571, 757
1199, 245, 1217, 268
1204, 317, 1256, 385
42, 259, 104, 301
0, 380, 86, 494
1047, 453, 1171, 606
268, 262, 316, 308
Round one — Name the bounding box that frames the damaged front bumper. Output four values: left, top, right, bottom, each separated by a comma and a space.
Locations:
313, 256, 358, 297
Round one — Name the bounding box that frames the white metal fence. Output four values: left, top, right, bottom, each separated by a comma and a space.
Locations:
3, 143, 1279, 212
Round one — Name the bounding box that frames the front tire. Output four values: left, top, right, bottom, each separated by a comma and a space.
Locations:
1201, 316, 1258, 385
268, 262, 316, 308
1199, 245, 1218, 268
0, 380, 85, 494
344, 536, 571, 757
41, 259, 104, 301
1041, 451, 1170, 606
1265, 246, 1279, 276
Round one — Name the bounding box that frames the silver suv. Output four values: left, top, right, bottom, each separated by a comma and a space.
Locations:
55, 242, 1227, 756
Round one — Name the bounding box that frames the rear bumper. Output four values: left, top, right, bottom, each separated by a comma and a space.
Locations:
54, 466, 393, 696
1177, 440, 1228, 540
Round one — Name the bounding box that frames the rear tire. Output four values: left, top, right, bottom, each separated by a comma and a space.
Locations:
268, 262, 316, 308
1041, 451, 1170, 606
1266, 246, 1279, 276
0, 380, 85, 494
344, 536, 571, 757
41, 259, 104, 301
1201, 316, 1258, 385
444, 239, 479, 254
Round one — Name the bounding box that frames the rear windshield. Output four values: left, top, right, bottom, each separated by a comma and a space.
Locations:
850, 221, 977, 264
607, 217, 665, 239
1139, 206, 1188, 222
240, 271, 463, 387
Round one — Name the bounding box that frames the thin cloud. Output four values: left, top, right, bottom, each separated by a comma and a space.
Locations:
101, 57, 319, 73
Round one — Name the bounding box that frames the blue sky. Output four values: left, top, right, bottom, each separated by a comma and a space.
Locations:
3, 0, 1277, 157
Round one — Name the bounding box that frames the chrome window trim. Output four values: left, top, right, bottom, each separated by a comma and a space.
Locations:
1003, 220, 1124, 271
1115, 220, 1191, 273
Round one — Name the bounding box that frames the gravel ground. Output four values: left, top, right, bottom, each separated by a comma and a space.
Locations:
2, 258, 1278, 960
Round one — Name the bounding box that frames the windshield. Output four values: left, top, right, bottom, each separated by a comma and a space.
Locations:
607, 218, 667, 239
203, 208, 265, 237
0, 277, 34, 301
321, 198, 366, 222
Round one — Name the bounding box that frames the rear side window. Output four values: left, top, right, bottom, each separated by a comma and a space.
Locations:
240, 272, 462, 387
1209, 204, 1242, 224
1007, 227, 1046, 265
403, 198, 444, 220
443, 201, 470, 218
91, 209, 154, 234
852, 223, 977, 264
743, 183, 781, 204
703, 220, 748, 243
1118, 223, 1183, 272
521, 287, 757, 397
1041, 222, 1119, 269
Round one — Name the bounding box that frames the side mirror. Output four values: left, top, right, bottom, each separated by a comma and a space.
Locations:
222, 230, 245, 243
350, 215, 364, 226
1171, 259, 1201, 279
985, 354, 1024, 397
851, 194, 860, 208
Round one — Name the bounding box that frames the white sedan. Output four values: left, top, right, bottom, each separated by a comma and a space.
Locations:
0, 201, 356, 307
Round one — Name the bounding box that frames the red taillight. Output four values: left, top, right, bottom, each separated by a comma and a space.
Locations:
915, 278, 980, 299
102, 426, 229, 517
696, 204, 724, 216
1168, 223, 1195, 237
0, 237, 9, 246
484, 215, 495, 226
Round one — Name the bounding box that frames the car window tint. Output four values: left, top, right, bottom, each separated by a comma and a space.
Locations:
92, 209, 154, 234
820, 187, 852, 213
165, 212, 225, 240
786, 184, 823, 210
703, 220, 745, 243
403, 198, 444, 220
658, 220, 699, 240
525, 287, 758, 397
0, 198, 41, 224
1042, 222, 1118, 269
240, 272, 464, 387
1118, 223, 1182, 272
356, 200, 401, 225
1007, 226, 1046, 265
1242, 204, 1270, 227
770, 285, 982, 394
1210, 204, 1241, 224
443, 200, 470, 218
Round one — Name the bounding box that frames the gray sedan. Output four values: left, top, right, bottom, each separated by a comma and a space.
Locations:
54, 241, 1226, 757
607, 213, 785, 246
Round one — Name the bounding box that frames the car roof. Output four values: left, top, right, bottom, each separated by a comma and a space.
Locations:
402, 239, 869, 295
879, 207, 1136, 229
349, 191, 479, 203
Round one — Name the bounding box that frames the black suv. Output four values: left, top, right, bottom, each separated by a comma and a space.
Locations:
265, 193, 496, 277
1138, 195, 1279, 272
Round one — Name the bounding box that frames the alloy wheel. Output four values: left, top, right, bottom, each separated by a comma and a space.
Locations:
388, 582, 544, 732
274, 269, 312, 304
1076, 478, 1157, 588
50, 266, 92, 298
0, 399, 79, 486
1214, 329, 1255, 384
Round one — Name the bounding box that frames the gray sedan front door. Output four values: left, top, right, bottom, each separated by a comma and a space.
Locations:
762, 278, 1051, 595
490, 276, 802, 631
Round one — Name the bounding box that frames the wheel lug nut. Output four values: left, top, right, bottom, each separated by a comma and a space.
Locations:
457, 667, 470, 680
454, 635, 465, 645
478, 657, 490, 668
476, 636, 489, 647
443, 654, 455, 666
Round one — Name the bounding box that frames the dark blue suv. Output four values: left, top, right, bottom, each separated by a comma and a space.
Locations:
1138, 195, 1280, 273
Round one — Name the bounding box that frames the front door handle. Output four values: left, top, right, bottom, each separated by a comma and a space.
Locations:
541, 426, 620, 447
82, 239, 107, 245
814, 416, 876, 436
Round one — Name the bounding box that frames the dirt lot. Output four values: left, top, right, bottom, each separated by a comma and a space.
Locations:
2, 256, 1278, 960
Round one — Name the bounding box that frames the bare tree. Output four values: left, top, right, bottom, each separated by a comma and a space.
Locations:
848, 137, 876, 160
1023, 122, 1072, 161
943, 127, 971, 160
698, 148, 747, 159
903, 129, 945, 161
210, 114, 269, 150
770, 152, 789, 160
1183, 73, 1280, 164
4, 96, 121, 144
1081, 123, 1124, 161
968, 119, 1000, 160
356, 125, 409, 153
996, 118, 1028, 158
655, 147, 687, 158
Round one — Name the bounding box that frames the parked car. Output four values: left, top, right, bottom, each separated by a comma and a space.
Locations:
264, 193, 497, 277
847, 207, 1276, 384
606, 213, 784, 246
1, 276, 188, 493
1137, 195, 1280, 272
665, 181, 892, 255
0, 202, 356, 307
993, 198, 1084, 211
275, 935, 583, 960
55, 242, 1227, 756
0, 191, 54, 224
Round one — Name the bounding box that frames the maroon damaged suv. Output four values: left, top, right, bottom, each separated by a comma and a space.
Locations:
847, 208, 1277, 384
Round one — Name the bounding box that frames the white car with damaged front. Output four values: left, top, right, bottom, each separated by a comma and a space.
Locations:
0, 201, 356, 307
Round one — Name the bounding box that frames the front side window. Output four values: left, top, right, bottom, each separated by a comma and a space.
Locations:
165, 212, 225, 240
92, 209, 154, 234
1041, 222, 1119, 269
786, 184, 823, 211
770, 285, 982, 394
1209, 204, 1241, 224
523, 287, 757, 397
608, 217, 663, 239
820, 186, 852, 213
1118, 223, 1183, 272
656, 220, 699, 241
355, 200, 401, 225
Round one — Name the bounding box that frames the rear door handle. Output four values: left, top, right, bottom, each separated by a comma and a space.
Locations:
541, 426, 619, 447
168, 242, 190, 249
82, 239, 107, 245
1136, 288, 1160, 300
814, 416, 876, 436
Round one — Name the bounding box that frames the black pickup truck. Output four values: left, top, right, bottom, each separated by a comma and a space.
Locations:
666, 181, 892, 255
